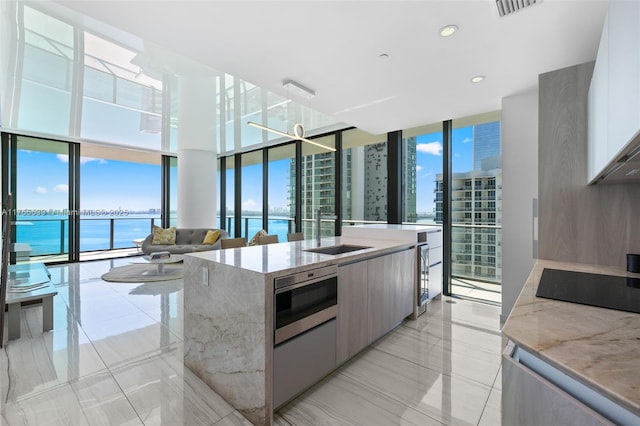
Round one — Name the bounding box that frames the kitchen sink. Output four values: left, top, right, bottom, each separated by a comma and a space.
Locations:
304, 244, 371, 255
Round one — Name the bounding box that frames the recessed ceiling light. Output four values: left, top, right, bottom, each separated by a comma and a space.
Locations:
471, 75, 485, 83
439, 25, 458, 37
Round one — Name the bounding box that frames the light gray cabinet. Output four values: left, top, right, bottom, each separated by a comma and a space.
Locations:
336, 260, 368, 365
502, 355, 610, 426
367, 249, 414, 343
391, 249, 415, 326
502, 343, 638, 426
427, 230, 443, 300
336, 248, 415, 364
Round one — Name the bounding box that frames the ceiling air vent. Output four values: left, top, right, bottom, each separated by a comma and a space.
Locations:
496, 0, 542, 17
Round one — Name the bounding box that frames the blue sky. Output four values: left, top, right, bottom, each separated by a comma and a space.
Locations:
415, 126, 473, 213
17, 150, 161, 212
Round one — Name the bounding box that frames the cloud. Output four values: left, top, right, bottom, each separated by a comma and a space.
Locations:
463, 137, 472, 143
53, 184, 69, 193
86, 157, 107, 165
57, 154, 106, 165
35, 186, 48, 194
242, 199, 258, 210
416, 142, 443, 156
416, 165, 423, 172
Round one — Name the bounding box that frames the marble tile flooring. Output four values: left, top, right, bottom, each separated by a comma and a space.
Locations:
1, 258, 502, 425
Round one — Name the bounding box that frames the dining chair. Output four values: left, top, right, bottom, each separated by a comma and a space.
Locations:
256, 234, 279, 245
220, 237, 247, 249
286, 232, 304, 242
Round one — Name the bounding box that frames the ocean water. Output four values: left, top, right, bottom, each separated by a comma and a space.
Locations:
15, 214, 293, 255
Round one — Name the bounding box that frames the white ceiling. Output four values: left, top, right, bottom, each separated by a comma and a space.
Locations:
54, 0, 608, 135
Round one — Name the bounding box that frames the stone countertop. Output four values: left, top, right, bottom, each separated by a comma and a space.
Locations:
187, 236, 414, 276
341, 224, 442, 244
502, 259, 640, 416
342, 224, 441, 231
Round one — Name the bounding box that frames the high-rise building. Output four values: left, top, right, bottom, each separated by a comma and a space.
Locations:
403, 137, 418, 223
291, 151, 338, 237
435, 121, 502, 283
293, 140, 417, 233
473, 121, 501, 171
364, 142, 387, 220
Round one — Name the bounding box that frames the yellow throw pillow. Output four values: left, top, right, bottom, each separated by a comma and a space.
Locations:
248, 229, 268, 246
202, 230, 221, 245
151, 226, 176, 245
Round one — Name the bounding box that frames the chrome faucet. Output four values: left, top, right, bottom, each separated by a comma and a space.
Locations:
316, 209, 337, 246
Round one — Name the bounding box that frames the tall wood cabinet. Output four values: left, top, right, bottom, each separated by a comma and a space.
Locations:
336, 260, 368, 365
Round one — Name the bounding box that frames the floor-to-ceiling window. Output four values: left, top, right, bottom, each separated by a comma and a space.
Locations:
224, 156, 236, 236
78, 144, 161, 260
168, 157, 178, 227
402, 123, 444, 225
268, 144, 296, 242
448, 112, 502, 303
216, 158, 222, 229
341, 129, 388, 227
240, 150, 263, 239
301, 135, 336, 239
11, 136, 73, 263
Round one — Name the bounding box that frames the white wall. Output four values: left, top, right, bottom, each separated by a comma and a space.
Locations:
501, 88, 538, 323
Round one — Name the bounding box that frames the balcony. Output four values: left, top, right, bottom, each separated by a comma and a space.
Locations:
15, 216, 161, 263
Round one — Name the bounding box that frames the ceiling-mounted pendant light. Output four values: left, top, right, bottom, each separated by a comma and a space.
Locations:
247, 121, 336, 152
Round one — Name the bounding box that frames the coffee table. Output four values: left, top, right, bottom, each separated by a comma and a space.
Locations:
6, 263, 57, 340
134, 254, 184, 276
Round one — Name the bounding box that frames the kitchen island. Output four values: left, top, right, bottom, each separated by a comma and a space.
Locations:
502, 260, 640, 425
183, 235, 416, 425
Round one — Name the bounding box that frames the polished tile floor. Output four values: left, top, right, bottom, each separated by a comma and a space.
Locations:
1, 259, 502, 425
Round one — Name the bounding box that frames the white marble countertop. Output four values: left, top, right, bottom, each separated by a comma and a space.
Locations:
343, 224, 441, 231
187, 236, 414, 276
341, 224, 441, 244
502, 259, 640, 415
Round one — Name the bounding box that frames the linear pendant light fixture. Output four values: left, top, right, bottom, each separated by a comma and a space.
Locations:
247, 79, 334, 152
247, 121, 336, 152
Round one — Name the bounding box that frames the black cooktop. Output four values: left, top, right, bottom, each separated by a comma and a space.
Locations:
536, 268, 640, 314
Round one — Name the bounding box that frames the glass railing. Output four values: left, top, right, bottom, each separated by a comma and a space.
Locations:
451, 223, 502, 284
14, 215, 160, 257
220, 216, 295, 243
14, 217, 69, 257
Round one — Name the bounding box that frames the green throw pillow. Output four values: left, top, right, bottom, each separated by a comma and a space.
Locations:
151, 226, 176, 245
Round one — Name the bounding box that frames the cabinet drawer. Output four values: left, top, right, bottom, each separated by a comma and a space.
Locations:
273, 319, 337, 409
427, 230, 442, 248
428, 246, 442, 266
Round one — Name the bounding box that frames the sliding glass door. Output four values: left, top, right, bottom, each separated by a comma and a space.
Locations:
450, 113, 502, 303
78, 144, 161, 260
301, 135, 336, 239
11, 136, 74, 263
268, 144, 296, 241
